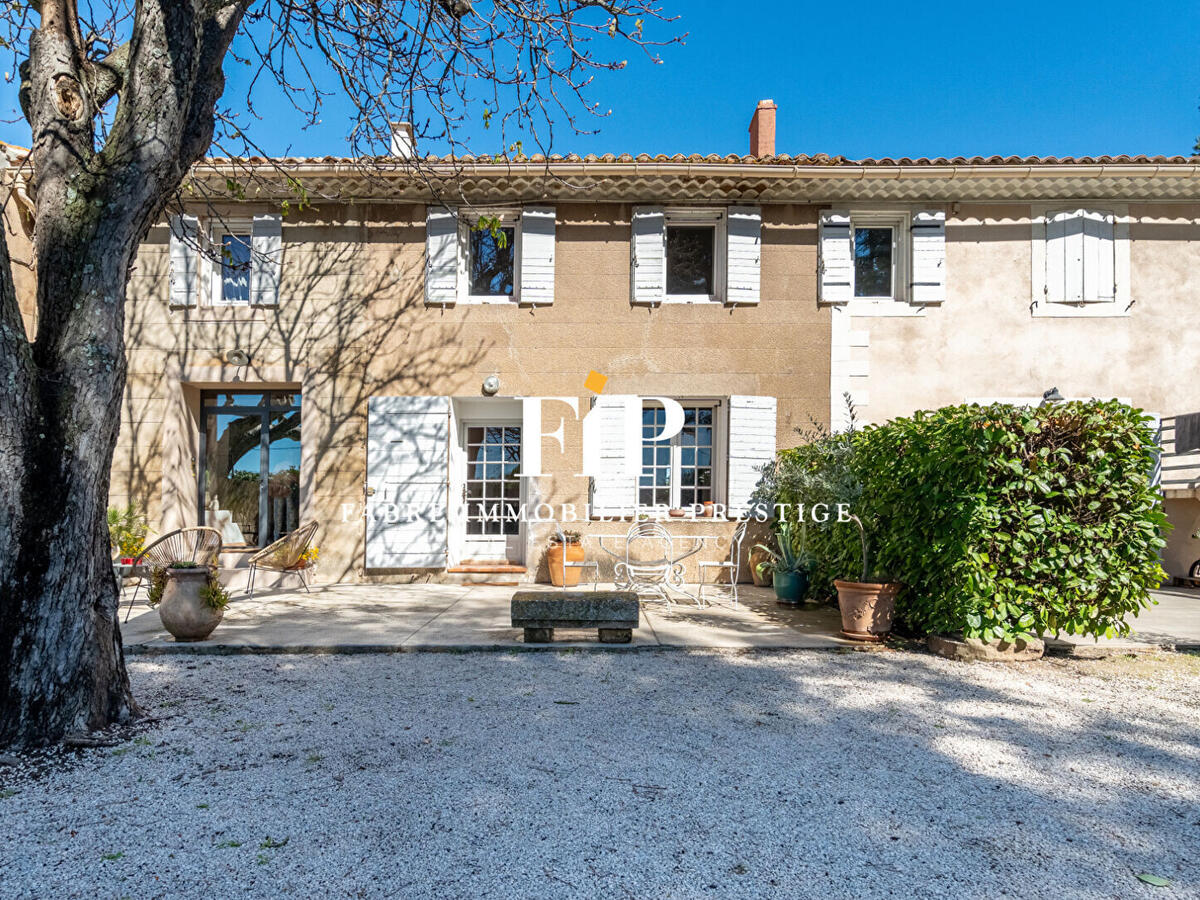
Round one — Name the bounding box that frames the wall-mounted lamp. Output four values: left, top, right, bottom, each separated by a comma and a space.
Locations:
1039, 386, 1064, 406
481, 375, 500, 396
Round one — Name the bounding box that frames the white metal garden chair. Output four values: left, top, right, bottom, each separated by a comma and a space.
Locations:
613, 520, 683, 606
697, 518, 749, 608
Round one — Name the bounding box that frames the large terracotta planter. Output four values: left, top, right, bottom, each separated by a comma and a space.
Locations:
158, 567, 223, 642
749, 546, 772, 587
547, 542, 585, 587
834, 580, 899, 641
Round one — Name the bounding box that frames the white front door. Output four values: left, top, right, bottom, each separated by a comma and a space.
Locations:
460, 421, 524, 562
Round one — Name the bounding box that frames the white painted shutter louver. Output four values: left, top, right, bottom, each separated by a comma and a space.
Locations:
1045, 209, 1115, 305
169, 214, 199, 306
1081, 210, 1116, 303
250, 213, 282, 306
426, 206, 459, 306
631, 205, 666, 305
519, 206, 556, 306
725, 206, 762, 305
726, 395, 777, 518
818, 210, 852, 304
909, 210, 946, 304
366, 396, 450, 568
589, 394, 639, 517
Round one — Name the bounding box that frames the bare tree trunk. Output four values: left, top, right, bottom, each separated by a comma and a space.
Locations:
0, 0, 246, 747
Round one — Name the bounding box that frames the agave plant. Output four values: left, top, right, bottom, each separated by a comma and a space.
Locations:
753, 520, 815, 577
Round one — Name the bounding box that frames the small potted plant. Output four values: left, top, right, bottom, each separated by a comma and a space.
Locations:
107, 503, 150, 565
547, 530, 585, 587
147, 560, 230, 642
753, 521, 814, 606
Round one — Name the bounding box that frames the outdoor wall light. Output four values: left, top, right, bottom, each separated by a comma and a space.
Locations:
223, 349, 251, 367
1040, 386, 1064, 406
481, 375, 500, 396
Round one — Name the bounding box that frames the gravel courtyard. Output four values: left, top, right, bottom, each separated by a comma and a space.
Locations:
2, 649, 1198, 899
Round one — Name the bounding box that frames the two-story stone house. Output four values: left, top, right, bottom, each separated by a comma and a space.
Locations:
109, 102, 1200, 584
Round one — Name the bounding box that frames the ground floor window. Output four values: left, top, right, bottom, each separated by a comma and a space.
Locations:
199, 390, 301, 547
639, 400, 721, 510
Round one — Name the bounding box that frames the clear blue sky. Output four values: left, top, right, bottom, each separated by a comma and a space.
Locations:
3, 2, 1199, 159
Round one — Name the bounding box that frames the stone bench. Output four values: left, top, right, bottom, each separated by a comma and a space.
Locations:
511, 590, 640, 644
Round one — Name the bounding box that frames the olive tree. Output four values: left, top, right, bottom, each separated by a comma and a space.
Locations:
0, 0, 676, 747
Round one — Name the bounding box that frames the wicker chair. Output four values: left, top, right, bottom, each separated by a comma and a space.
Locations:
245, 521, 319, 599
123, 526, 223, 622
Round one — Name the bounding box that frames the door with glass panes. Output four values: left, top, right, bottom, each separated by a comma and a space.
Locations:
461, 421, 523, 561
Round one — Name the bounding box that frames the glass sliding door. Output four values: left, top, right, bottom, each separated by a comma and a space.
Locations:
199, 391, 302, 547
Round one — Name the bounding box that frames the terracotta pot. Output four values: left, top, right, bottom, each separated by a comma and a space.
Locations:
547, 542, 585, 587
834, 580, 899, 641
702, 501, 715, 518
158, 567, 223, 642
748, 546, 772, 587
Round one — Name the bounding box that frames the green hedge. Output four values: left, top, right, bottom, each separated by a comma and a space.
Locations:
769, 400, 1168, 641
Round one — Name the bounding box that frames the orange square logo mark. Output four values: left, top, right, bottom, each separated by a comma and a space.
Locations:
584, 370, 608, 394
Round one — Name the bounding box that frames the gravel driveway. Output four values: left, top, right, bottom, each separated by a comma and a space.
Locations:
1, 650, 1198, 899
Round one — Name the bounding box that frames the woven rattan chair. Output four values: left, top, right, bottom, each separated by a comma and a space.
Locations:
123, 526, 223, 621
245, 521, 319, 599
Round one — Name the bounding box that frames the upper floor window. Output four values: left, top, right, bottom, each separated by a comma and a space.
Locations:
818, 208, 945, 310
664, 209, 725, 303
167, 213, 282, 309
632, 206, 761, 306
466, 217, 517, 300
217, 225, 253, 305
1032, 206, 1129, 317
853, 225, 894, 299
424, 205, 556, 307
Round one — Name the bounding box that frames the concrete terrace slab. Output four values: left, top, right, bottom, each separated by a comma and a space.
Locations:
121, 582, 857, 653
1047, 586, 1200, 655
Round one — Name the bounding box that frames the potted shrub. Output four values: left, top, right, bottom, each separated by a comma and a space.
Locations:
754, 521, 814, 606
547, 531, 585, 587
147, 560, 230, 642
832, 513, 898, 642
107, 502, 150, 564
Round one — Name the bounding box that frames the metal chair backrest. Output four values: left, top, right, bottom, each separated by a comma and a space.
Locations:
727, 518, 749, 581
251, 520, 319, 570
625, 519, 673, 566
136, 527, 223, 570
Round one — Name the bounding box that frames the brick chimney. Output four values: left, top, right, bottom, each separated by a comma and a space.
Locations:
748, 99, 777, 157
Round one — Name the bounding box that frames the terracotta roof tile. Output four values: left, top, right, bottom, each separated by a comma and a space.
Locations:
203, 152, 1200, 167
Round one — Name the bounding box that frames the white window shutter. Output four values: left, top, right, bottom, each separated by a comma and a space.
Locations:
250, 213, 282, 306
1081, 210, 1115, 302
631, 205, 665, 305
726, 395, 777, 518
365, 396, 450, 569
1044, 210, 1070, 304
426, 206, 459, 306
818, 210, 852, 304
169, 214, 199, 306
726, 206, 762, 305
519, 206, 555, 306
589, 394, 639, 517
909, 210, 946, 304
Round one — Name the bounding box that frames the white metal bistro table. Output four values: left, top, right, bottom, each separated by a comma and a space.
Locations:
593, 529, 714, 606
